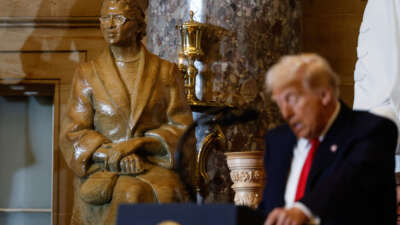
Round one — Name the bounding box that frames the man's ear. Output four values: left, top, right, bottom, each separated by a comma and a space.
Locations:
319, 88, 333, 106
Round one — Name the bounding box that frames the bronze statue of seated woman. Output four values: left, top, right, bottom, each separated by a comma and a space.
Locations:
60, 0, 195, 224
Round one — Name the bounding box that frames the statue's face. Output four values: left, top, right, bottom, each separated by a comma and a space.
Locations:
100, 1, 142, 46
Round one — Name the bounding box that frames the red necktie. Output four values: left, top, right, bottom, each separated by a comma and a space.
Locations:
294, 138, 320, 201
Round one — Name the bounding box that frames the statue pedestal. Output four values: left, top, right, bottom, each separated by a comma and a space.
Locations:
225, 151, 265, 209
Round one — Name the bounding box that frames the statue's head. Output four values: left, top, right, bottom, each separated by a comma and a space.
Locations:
100, 0, 146, 46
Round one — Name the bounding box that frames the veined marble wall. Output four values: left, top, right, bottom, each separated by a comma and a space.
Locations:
147, 0, 302, 202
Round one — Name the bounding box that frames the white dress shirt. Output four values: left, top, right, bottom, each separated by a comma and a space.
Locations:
284, 102, 341, 224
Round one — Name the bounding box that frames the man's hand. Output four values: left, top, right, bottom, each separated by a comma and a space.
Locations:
265, 207, 309, 225
119, 154, 145, 175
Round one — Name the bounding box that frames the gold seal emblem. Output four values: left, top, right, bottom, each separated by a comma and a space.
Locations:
157, 220, 181, 225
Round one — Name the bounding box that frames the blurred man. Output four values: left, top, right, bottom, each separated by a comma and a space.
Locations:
259, 54, 397, 225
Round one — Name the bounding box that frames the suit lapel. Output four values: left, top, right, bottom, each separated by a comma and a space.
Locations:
306, 102, 353, 191
92, 48, 130, 123
280, 131, 296, 183
129, 45, 160, 133
272, 129, 296, 207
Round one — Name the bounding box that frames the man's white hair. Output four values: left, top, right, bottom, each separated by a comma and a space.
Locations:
265, 53, 340, 97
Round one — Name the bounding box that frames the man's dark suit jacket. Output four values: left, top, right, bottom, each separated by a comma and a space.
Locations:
258, 102, 398, 225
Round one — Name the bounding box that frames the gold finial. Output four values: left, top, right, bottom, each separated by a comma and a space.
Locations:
190, 10, 194, 21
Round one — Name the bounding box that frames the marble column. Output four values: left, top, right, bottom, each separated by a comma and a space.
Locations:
147, 0, 302, 203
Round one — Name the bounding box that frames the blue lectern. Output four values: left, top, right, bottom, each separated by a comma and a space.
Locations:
117, 203, 266, 225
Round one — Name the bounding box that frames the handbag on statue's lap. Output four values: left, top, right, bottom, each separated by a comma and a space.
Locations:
79, 170, 119, 205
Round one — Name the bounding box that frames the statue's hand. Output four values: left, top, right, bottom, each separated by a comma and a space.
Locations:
92, 139, 145, 172
93, 143, 124, 172
119, 154, 145, 175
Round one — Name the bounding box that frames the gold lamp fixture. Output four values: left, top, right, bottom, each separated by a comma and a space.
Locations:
177, 11, 205, 105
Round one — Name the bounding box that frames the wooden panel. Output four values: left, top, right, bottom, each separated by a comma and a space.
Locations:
303, 15, 361, 80
0, 17, 99, 28
303, 0, 367, 16
0, 83, 54, 96
302, 0, 367, 107
0, 0, 101, 17
0, 28, 105, 59
340, 84, 354, 108
0, 51, 86, 84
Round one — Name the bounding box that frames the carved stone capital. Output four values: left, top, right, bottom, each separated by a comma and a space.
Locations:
225, 151, 265, 209
230, 169, 265, 183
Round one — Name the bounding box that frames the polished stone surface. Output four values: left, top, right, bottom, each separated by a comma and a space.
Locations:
147, 0, 301, 203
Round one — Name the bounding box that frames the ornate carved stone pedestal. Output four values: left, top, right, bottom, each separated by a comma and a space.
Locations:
225, 151, 265, 209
